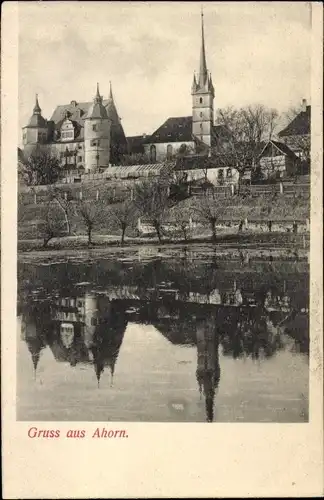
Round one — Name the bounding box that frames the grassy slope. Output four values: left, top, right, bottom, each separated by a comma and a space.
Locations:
18, 189, 310, 244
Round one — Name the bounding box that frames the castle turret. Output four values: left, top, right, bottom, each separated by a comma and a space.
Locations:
22, 94, 48, 150
192, 10, 215, 151
84, 83, 111, 173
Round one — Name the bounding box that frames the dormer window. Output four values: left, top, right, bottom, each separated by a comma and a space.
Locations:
60, 119, 75, 142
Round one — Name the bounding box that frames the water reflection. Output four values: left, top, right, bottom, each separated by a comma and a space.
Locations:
18, 255, 309, 422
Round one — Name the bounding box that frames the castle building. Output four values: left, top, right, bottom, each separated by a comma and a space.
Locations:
22, 82, 128, 173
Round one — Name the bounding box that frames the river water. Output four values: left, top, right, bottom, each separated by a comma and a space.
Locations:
17, 246, 309, 422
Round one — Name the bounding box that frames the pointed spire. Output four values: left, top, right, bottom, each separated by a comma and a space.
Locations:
94, 359, 104, 387
198, 7, 208, 87
33, 94, 41, 114
32, 352, 40, 380
208, 73, 215, 96
191, 73, 197, 93
94, 82, 102, 104
109, 81, 113, 100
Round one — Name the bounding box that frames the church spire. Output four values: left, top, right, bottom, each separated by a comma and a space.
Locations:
33, 94, 41, 114
198, 8, 208, 88
109, 81, 113, 100
94, 82, 102, 104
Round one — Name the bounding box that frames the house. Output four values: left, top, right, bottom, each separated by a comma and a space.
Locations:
175, 154, 240, 186
278, 100, 310, 173
258, 140, 300, 179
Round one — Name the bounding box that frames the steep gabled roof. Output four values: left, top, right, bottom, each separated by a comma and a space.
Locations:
259, 140, 299, 160
278, 106, 311, 137
149, 116, 193, 144
147, 116, 225, 145
50, 99, 122, 129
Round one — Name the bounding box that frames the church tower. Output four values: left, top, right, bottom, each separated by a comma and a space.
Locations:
191, 10, 215, 151
84, 83, 111, 173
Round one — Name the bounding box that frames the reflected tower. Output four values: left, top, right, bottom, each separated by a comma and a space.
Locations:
195, 314, 221, 422
91, 304, 128, 387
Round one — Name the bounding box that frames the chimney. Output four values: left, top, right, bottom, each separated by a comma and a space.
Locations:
301, 98, 307, 112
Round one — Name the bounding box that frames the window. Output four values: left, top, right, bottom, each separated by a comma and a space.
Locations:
90, 139, 100, 147
226, 168, 232, 178
166, 144, 173, 160
200, 123, 203, 129
150, 145, 156, 162
200, 112, 203, 118
92, 124, 97, 131
199, 97, 203, 104
218, 169, 224, 178
78, 156, 82, 162
91, 317, 97, 326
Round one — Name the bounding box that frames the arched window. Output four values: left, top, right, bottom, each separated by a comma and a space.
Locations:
166, 144, 173, 160
199, 97, 203, 104
179, 144, 187, 155
150, 145, 156, 162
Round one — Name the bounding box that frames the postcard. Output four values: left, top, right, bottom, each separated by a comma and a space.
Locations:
1, 1, 323, 498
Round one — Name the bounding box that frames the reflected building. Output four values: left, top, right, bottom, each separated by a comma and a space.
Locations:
90, 303, 128, 387
195, 314, 220, 423
20, 305, 49, 378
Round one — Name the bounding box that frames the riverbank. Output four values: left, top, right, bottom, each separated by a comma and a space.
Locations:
18, 231, 309, 262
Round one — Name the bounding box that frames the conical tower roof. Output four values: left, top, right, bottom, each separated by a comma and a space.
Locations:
26, 94, 47, 128
105, 81, 121, 124
86, 83, 109, 120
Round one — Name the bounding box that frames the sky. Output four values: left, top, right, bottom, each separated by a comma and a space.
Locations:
18, 1, 311, 139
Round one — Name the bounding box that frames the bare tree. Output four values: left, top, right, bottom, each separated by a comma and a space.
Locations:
169, 204, 194, 242
18, 192, 28, 225
195, 191, 228, 243
133, 171, 173, 243
39, 202, 65, 248
213, 105, 279, 186
77, 200, 107, 246
47, 186, 75, 235
108, 197, 138, 245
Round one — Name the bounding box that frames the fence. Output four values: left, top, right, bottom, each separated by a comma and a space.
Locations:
137, 217, 310, 236
19, 179, 310, 206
